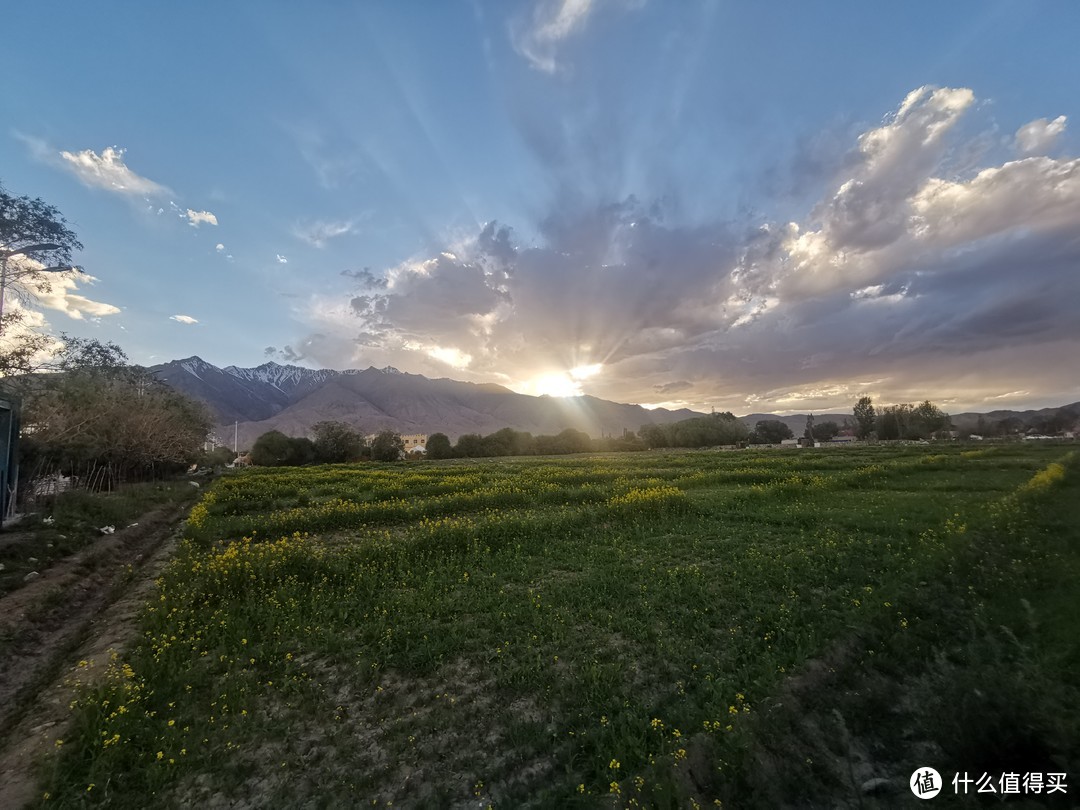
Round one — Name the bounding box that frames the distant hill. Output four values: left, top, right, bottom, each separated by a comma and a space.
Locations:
148, 357, 1080, 450
149, 357, 703, 449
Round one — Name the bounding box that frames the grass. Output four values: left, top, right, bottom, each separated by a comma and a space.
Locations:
36, 444, 1079, 807
0, 480, 202, 599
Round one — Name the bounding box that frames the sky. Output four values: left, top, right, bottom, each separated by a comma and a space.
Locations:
3, 0, 1079, 415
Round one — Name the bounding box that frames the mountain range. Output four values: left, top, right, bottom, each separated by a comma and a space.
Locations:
149, 357, 704, 449
148, 357, 1079, 450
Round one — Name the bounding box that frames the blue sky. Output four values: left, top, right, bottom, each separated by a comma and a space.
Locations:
3, 1, 1079, 414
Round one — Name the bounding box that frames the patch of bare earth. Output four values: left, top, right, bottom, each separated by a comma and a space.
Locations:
0, 502, 190, 809
166, 657, 559, 808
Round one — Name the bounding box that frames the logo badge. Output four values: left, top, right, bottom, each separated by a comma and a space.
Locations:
911, 767, 942, 799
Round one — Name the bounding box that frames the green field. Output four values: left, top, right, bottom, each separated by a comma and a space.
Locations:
40, 444, 1079, 807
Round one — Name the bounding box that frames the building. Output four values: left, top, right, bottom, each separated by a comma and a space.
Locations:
365, 432, 428, 451
401, 433, 427, 451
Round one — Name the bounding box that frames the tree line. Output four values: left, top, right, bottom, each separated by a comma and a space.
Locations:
248, 413, 753, 466
852, 396, 951, 440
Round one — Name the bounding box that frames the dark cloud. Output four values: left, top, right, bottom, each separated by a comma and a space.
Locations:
654, 380, 693, 395
342, 268, 388, 289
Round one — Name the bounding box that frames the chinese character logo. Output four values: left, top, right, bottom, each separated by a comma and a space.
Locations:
911, 767, 943, 799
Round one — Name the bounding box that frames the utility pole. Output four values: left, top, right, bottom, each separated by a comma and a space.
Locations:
234, 421, 238, 454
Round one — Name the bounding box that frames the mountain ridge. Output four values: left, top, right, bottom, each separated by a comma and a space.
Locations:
149, 357, 708, 448
149, 357, 1079, 450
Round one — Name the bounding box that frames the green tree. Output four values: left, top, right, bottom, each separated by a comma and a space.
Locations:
811, 421, 840, 442
912, 400, 950, 438
370, 430, 405, 462
250, 430, 294, 466
454, 433, 485, 458
20, 337, 213, 484
670, 414, 747, 447
285, 436, 316, 466
311, 420, 363, 463
638, 423, 670, 449
425, 432, 454, 459
854, 396, 876, 439
751, 419, 793, 444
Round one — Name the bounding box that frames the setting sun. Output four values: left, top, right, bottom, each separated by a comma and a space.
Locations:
524, 373, 583, 398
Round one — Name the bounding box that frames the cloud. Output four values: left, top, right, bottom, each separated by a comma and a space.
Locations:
654, 380, 693, 395
287, 86, 1080, 413
184, 209, 218, 227
3, 257, 121, 322
294, 219, 358, 248
265, 345, 304, 362
1015, 115, 1067, 155
170, 314, 198, 325
276, 254, 288, 264
511, 0, 598, 73
216, 243, 226, 252
58, 146, 171, 197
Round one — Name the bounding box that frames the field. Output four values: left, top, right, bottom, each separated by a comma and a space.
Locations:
37, 444, 1079, 807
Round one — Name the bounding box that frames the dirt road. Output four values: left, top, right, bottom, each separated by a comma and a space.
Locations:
0, 502, 191, 809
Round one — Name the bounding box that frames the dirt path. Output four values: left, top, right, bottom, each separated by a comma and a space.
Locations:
0, 502, 191, 809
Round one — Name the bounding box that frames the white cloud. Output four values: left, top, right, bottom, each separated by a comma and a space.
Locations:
184, 209, 218, 227
3, 258, 120, 321
512, 0, 597, 73
276, 254, 288, 264
170, 314, 198, 325
1015, 115, 1067, 155
58, 146, 171, 197
287, 85, 1080, 414
294, 219, 357, 248
216, 243, 225, 252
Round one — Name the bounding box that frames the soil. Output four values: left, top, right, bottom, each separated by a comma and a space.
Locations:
0, 501, 191, 809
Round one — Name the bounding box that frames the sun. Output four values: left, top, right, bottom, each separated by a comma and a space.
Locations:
521, 364, 604, 398
529, 373, 582, 398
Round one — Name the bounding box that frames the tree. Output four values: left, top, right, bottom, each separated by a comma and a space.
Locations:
455, 433, 484, 457
425, 432, 454, 459
250, 431, 316, 466
19, 337, 213, 485
854, 396, 876, 440
912, 400, 950, 438
370, 430, 405, 462
638, 423, 670, 449
251, 430, 294, 466
751, 419, 793, 444
811, 421, 840, 442
311, 420, 363, 463
803, 413, 815, 445
1, 182, 84, 377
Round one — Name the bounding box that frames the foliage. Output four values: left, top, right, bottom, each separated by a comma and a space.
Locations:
425, 432, 453, 459
369, 429, 405, 462
200, 446, 236, 468
454, 433, 484, 458
310, 420, 364, 464
640, 413, 747, 449
1, 181, 85, 377
853, 395, 876, 439
877, 400, 951, 440
810, 420, 840, 442
534, 427, 592, 455
749, 419, 793, 444
250, 431, 315, 467
18, 338, 213, 486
